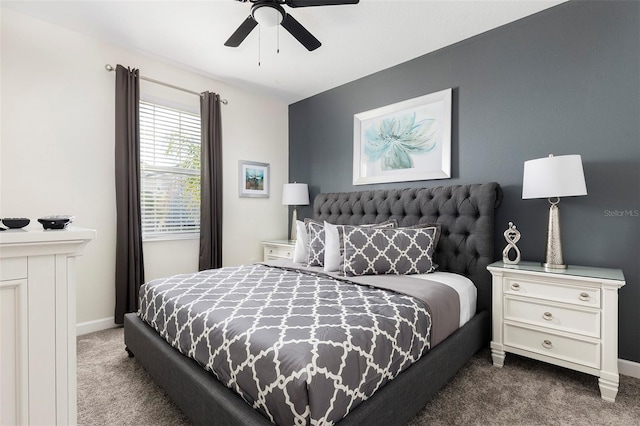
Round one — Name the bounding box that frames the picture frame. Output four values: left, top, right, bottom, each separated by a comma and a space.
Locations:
353, 88, 452, 185
238, 160, 270, 198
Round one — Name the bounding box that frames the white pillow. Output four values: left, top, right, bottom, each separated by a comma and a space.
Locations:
292, 220, 309, 263
323, 222, 341, 272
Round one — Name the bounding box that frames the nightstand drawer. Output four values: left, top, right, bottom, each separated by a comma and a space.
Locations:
504, 277, 600, 308
261, 240, 295, 261
264, 246, 293, 260
504, 297, 600, 338
504, 323, 600, 369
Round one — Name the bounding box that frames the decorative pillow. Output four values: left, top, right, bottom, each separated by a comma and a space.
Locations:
292, 220, 309, 263
305, 219, 325, 266
403, 222, 441, 246
405, 222, 441, 231
338, 226, 440, 276
323, 220, 398, 272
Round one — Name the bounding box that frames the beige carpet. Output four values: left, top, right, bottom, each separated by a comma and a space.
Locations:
77, 327, 640, 425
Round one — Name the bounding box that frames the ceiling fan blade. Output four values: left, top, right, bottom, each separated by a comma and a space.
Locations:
281, 13, 321, 51
286, 0, 359, 8
224, 16, 258, 47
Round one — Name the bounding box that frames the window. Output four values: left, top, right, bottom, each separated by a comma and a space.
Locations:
139, 100, 201, 239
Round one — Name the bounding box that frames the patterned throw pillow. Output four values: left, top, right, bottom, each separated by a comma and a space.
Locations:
338, 226, 440, 276
323, 220, 398, 272
305, 219, 325, 266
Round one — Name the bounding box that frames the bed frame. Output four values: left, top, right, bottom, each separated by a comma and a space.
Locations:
124, 182, 502, 425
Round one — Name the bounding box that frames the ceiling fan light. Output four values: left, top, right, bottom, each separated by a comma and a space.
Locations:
252, 5, 283, 27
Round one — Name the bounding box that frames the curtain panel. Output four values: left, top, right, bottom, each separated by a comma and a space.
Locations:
199, 92, 223, 270
114, 65, 145, 324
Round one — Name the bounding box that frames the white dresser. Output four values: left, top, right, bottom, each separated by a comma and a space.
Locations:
488, 261, 625, 402
0, 227, 96, 425
261, 240, 295, 261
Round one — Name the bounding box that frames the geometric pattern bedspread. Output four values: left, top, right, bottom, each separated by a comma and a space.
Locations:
138, 264, 432, 425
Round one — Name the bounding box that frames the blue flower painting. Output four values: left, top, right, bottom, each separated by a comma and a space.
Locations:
353, 89, 451, 185
363, 112, 437, 171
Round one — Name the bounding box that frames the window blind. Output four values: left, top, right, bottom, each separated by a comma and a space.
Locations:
139, 100, 201, 239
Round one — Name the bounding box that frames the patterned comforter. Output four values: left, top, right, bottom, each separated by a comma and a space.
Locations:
138, 262, 460, 425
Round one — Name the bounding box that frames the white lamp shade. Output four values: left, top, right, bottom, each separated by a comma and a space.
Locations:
522, 154, 587, 199
282, 183, 309, 206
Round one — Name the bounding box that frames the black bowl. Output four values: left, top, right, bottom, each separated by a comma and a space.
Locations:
38, 216, 73, 230
1, 218, 30, 229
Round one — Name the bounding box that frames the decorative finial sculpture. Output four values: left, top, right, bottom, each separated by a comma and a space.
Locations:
502, 222, 521, 265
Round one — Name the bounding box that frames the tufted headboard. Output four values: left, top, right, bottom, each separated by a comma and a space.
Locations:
312, 182, 503, 314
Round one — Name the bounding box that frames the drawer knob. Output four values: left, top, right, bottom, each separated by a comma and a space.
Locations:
542, 312, 553, 321
579, 292, 590, 302
511, 283, 520, 291
269, 249, 273, 254
542, 340, 553, 350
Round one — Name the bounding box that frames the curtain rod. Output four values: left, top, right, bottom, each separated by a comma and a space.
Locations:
104, 64, 228, 105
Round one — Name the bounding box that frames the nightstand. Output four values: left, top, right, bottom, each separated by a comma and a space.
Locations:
488, 261, 625, 402
261, 240, 295, 261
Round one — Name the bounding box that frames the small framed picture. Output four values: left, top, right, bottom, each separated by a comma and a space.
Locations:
238, 160, 270, 198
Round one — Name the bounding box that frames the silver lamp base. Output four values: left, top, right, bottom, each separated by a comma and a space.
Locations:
290, 207, 298, 241
543, 199, 566, 269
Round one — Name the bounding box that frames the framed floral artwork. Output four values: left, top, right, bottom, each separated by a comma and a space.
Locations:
353, 88, 452, 185
238, 160, 269, 198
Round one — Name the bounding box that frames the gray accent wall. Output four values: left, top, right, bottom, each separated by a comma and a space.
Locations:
289, 1, 640, 362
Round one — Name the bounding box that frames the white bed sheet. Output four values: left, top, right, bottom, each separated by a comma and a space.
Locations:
411, 272, 477, 327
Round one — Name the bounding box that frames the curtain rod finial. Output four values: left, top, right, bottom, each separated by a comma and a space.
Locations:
105, 64, 115, 72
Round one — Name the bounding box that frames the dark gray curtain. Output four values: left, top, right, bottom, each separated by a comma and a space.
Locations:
114, 65, 144, 324
199, 92, 223, 270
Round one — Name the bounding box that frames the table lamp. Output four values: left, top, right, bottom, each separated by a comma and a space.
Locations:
282, 183, 309, 241
522, 154, 587, 269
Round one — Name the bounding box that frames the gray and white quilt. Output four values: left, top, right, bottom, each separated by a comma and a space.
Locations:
138, 261, 460, 425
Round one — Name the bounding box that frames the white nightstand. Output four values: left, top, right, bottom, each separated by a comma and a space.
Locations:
261, 240, 295, 261
488, 261, 625, 402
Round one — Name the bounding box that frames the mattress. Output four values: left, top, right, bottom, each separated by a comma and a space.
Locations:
138, 262, 467, 425
412, 272, 477, 327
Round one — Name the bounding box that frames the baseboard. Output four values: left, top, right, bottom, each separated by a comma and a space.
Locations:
76, 317, 119, 336
619, 358, 640, 379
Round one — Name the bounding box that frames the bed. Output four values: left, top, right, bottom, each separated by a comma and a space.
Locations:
124, 182, 502, 425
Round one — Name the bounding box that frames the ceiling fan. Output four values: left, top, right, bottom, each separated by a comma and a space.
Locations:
225, 0, 359, 52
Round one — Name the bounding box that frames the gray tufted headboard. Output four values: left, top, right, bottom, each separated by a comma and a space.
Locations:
313, 182, 503, 314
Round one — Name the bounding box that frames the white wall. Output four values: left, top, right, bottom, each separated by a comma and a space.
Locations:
0, 8, 289, 329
